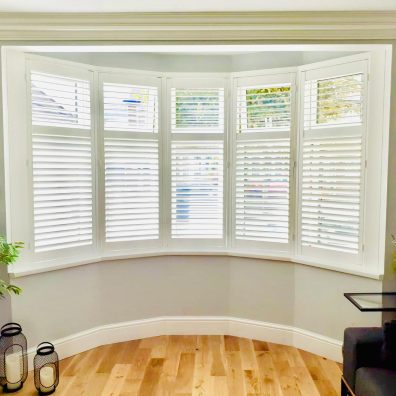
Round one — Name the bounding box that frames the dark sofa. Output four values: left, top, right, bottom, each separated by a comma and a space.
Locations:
342, 326, 396, 396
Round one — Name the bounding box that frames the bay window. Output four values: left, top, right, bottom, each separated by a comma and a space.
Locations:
3, 51, 390, 277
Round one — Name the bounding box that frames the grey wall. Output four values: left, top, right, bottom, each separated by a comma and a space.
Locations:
0, 49, 12, 327
39, 51, 355, 72
383, 45, 396, 322
11, 256, 231, 346
294, 265, 382, 339
11, 255, 382, 348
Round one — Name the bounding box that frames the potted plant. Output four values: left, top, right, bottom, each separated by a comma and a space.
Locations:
0, 237, 23, 298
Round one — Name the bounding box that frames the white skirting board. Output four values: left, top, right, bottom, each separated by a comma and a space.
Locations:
26, 316, 343, 367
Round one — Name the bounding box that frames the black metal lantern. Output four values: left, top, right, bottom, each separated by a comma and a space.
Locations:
34, 342, 59, 395
0, 322, 28, 393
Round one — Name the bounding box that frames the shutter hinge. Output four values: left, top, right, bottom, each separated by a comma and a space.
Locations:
365, 159, 368, 168
362, 243, 365, 251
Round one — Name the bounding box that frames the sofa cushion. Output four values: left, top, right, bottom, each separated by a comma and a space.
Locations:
382, 320, 396, 369
355, 367, 396, 396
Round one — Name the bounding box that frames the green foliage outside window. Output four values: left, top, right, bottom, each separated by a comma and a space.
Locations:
175, 90, 220, 129
316, 74, 363, 125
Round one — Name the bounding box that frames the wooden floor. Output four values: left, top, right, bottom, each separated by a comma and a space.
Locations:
18, 335, 342, 396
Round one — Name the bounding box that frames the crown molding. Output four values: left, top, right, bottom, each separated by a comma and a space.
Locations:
0, 11, 396, 41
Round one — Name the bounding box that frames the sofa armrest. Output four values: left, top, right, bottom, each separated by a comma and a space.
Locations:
343, 327, 384, 392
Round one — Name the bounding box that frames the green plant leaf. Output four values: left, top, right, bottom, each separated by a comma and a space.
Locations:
0, 236, 24, 297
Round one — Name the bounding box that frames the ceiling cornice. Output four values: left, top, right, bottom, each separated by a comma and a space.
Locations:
0, 11, 396, 41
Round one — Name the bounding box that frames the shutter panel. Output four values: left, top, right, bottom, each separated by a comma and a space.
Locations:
300, 67, 366, 257
32, 134, 93, 252
304, 73, 364, 129
102, 79, 160, 244
237, 84, 291, 133
30, 70, 93, 253
103, 82, 158, 133
171, 141, 223, 239
301, 136, 362, 253
105, 138, 159, 242
31, 72, 90, 129
171, 88, 224, 133
234, 80, 292, 246
235, 139, 290, 243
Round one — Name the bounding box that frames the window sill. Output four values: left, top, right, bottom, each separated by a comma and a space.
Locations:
8, 249, 383, 280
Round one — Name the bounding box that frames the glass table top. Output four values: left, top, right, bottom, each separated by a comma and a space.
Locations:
344, 293, 396, 312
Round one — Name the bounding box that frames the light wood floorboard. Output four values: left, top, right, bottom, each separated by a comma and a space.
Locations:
17, 336, 342, 395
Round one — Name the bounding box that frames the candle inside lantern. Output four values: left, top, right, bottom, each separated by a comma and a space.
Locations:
5, 354, 22, 390
39, 366, 55, 393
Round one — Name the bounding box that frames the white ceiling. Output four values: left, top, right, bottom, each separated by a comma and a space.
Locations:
0, 0, 395, 13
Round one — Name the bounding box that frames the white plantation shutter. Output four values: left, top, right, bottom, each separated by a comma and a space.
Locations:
233, 76, 293, 249
32, 134, 93, 252
31, 72, 90, 129
105, 138, 159, 242
169, 79, 225, 243
103, 83, 158, 133
30, 67, 94, 255
101, 75, 160, 246
235, 139, 290, 243
237, 84, 291, 133
299, 61, 367, 261
171, 141, 223, 239
304, 73, 364, 129
171, 88, 224, 133
301, 136, 362, 253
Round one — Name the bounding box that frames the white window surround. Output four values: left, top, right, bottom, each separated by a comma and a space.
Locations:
2, 49, 391, 279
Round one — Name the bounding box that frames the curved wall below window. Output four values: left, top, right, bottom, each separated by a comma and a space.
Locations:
10, 255, 381, 359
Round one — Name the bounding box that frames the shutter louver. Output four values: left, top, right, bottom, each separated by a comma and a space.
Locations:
237, 84, 291, 133
301, 136, 362, 254
105, 138, 159, 242
32, 134, 93, 252
171, 141, 223, 239
103, 82, 158, 133
103, 80, 160, 244
31, 72, 90, 129
171, 88, 224, 133
235, 139, 290, 243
